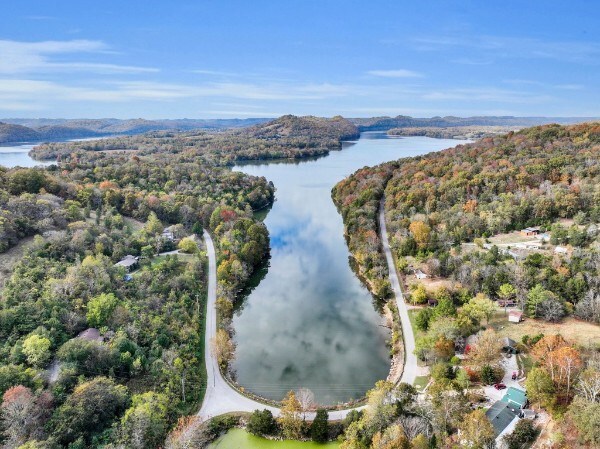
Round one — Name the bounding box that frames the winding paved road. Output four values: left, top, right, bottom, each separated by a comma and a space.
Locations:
198, 205, 417, 419
198, 230, 280, 420
379, 201, 418, 386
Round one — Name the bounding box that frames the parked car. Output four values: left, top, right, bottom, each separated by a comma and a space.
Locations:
493, 383, 507, 390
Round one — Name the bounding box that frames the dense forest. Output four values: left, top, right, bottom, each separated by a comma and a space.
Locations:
334, 122, 600, 447
0, 158, 273, 447
29, 115, 359, 164
387, 125, 520, 140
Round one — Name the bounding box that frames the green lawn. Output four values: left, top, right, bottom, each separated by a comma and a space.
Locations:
414, 375, 430, 392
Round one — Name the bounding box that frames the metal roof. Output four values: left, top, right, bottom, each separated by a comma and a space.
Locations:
486, 401, 518, 436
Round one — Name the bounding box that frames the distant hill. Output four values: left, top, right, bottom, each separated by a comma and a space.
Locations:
242, 114, 359, 141
0, 122, 42, 143
30, 115, 360, 164
349, 115, 599, 131
0, 117, 271, 144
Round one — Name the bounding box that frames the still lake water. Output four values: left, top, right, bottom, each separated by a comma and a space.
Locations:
0, 143, 53, 168
232, 133, 468, 405
208, 428, 340, 449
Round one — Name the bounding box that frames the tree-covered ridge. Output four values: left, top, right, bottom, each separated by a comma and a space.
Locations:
334, 122, 600, 310
384, 123, 599, 237
332, 163, 398, 298
29, 115, 359, 164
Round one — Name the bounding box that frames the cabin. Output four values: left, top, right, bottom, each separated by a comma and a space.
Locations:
115, 255, 139, 272
486, 400, 519, 437
415, 269, 429, 280
508, 310, 523, 323
502, 337, 518, 354
520, 226, 541, 237
503, 387, 528, 409
162, 227, 175, 241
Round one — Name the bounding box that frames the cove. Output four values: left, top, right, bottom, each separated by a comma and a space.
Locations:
208, 428, 340, 449
232, 133, 469, 405
0, 143, 54, 168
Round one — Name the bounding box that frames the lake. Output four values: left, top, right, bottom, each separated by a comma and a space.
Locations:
208, 428, 340, 449
0, 143, 53, 168
232, 133, 468, 405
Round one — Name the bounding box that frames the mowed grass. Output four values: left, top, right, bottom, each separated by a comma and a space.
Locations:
488, 311, 600, 348
414, 375, 430, 392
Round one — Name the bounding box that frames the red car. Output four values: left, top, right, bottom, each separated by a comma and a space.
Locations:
494, 383, 507, 390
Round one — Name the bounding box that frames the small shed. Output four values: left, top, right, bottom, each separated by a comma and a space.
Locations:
115, 255, 139, 272
486, 401, 519, 436
508, 310, 523, 323
502, 337, 518, 353
520, 226, 541, 237
503, 387, 527, 409
162, 227, 175, 241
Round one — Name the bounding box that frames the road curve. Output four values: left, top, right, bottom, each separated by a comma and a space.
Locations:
198, 230, 280, 420
379, 201, 418, 386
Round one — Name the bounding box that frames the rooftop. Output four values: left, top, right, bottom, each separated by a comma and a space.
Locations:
503, 387, 527, 408
486, 400, 518, 436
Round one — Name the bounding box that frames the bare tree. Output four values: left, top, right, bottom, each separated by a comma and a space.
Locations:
576, 367, 600, 402
296, 388, 315, 418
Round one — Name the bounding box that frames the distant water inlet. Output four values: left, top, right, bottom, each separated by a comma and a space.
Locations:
0, 143, 54, 167
232, 133, 468, 405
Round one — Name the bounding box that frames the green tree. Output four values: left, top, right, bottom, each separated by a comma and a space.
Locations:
22, 334, 51, 367
247, 409, 276, 436
566, 396, 600, 446
86, 293, 120, 328
279, 391, 303, 440
480, 365, 496, 385
462, 293, 496, 324
525, 367, 555, 409
51, 377, 130, 446
119, 392, 170, 449
310, 408, 329, 443
144, 211, 163, 236
526, 284, 554, 318
178, 236, 198, 254
503, 419, 537, 449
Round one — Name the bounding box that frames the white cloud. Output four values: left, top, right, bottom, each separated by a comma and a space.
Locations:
410, 35, 600, 63
0, 39, 158, 74
367, 69, 422, 78
422, 87, 553, 104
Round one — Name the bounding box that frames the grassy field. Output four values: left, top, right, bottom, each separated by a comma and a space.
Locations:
489, 311, 600, 348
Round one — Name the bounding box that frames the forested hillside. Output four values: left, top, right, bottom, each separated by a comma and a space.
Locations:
334, 122, 600, 448
0, 139, 275, 445
30, 115, 359, 164
334, 122, 600, 311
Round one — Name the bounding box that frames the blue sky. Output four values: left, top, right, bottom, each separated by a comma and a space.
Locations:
1, 0, 598, 118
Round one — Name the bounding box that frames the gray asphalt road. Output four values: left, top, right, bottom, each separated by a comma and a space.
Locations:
378, 202, 418, 386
